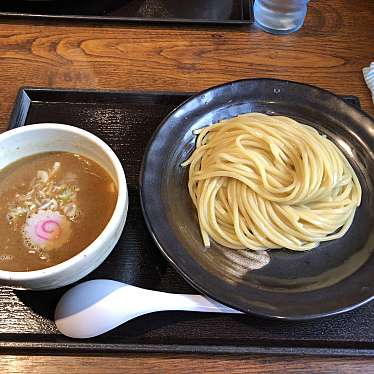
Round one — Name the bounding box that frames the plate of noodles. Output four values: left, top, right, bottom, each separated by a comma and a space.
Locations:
140, 78, 374, 319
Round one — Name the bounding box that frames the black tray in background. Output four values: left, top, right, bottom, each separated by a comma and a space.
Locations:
0, 0, 252, 25
2, 87, 373, 357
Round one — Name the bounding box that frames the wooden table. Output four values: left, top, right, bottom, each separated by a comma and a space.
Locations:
0, 0, 373, 372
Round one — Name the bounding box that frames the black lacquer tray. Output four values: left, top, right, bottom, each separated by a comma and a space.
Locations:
0, 0, 252, 25
2, 87, 374, 356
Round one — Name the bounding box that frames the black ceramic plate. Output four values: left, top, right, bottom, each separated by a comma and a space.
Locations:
140, 78, 374, 320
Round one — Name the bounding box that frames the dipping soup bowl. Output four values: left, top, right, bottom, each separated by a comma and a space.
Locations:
0, 123, 128, 290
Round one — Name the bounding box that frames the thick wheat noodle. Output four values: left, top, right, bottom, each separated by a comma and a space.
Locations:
181, 113, 362, 251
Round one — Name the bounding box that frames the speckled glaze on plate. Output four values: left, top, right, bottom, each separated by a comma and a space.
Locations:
140, 78, 374, 320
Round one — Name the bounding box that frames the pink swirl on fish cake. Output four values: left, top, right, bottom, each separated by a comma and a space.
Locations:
23, 210, 71, 250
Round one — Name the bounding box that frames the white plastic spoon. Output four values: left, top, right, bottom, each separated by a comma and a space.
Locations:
55, 279, 243, 338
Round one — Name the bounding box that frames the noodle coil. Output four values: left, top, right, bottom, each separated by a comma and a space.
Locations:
182, 113, 361, 251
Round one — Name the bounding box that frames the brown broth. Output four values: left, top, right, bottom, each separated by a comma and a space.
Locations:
0, 152, 118, 271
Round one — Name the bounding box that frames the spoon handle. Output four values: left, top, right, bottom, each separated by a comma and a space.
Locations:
154, 292, 243, 314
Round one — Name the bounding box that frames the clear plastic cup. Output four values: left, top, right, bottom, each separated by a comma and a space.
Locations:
253, 0, 310, 34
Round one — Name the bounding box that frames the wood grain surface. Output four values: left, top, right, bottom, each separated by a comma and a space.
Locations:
0, 0, 374, 372
1, 354, 374, 374
0, 0, 373, 133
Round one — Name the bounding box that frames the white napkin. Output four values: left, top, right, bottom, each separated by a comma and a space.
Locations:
363, 62, 374, 103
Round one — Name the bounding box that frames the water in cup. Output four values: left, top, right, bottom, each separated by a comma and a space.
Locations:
254, 0, 309, 34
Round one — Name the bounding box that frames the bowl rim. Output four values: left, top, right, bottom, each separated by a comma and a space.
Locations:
0, 123, 127, 281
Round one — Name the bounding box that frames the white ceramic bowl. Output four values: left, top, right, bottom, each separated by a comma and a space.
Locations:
0, 123, 128, 290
